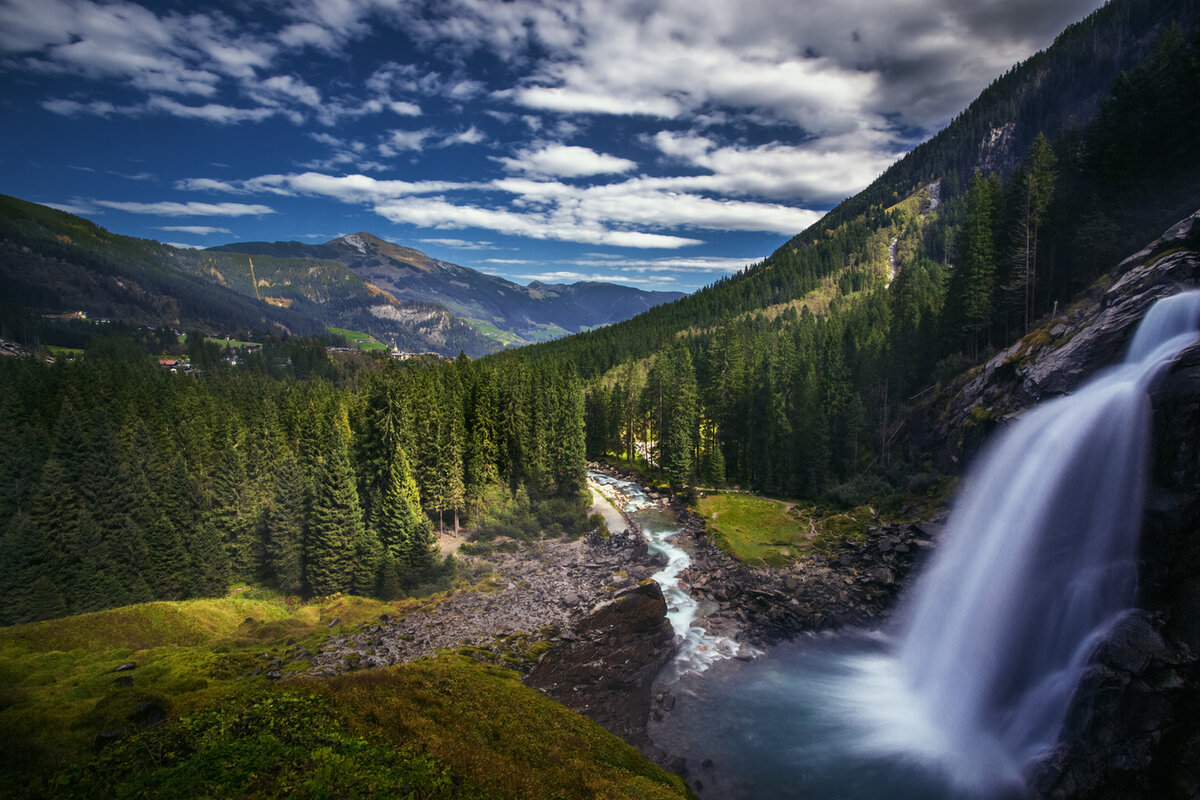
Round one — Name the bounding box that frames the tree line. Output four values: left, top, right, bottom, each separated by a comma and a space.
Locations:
0, 343, 585, 625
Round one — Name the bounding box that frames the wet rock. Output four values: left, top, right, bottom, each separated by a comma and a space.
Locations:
113, 662, 136, 672
114, 676, 133, 688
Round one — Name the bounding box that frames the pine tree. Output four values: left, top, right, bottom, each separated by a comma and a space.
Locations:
306, 427, 366, 597
264, 451, 305, 595
1007, 134, 1058, 333
377, 444, 435, 577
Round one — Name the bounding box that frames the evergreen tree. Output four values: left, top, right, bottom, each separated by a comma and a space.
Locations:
306, 427, 366, 597
264, 451, 305, 595
1007, 134, 1057, 333
377, 444, 435, 577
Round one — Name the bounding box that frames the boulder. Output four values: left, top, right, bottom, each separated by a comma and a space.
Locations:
525, 580, 676, 748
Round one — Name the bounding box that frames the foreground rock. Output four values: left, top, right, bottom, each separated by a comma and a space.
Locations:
308, 523, 674, 748
526, 580, 675, 748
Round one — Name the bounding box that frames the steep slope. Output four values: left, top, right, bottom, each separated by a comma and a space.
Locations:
208, 233, 685, 345
527, 0, 1199, 381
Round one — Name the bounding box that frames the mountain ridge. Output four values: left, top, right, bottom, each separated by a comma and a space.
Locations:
206, 234, 686, 344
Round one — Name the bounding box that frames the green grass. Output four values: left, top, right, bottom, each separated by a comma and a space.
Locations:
698, 493, 881, 566
326, 327, 389, 350
45, 345, 84, 358
205, 337, 257, 348
0, 591, 689, 800
463, 318, 526, 347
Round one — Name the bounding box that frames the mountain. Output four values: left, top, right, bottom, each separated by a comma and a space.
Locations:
0, 197, 678, 357
207, 233, 685, 346
526, 0, 1200, 497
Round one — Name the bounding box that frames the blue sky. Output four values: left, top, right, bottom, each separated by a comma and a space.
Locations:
0, 0, 1104, 293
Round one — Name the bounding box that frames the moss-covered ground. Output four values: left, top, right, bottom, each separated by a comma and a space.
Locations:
697, 493, 896, 566
0, 590, 689, 800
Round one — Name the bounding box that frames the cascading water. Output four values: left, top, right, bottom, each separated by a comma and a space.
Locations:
877, 289, 1200, 790
648, 290, 1200, 799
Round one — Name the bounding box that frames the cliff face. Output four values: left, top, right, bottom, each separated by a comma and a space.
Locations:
922, 211, 1200, 798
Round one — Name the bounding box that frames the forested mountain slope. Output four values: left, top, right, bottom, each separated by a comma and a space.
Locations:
521, 0, 1200, 501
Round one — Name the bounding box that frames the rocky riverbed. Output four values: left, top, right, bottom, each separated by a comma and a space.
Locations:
309, 524, 668, 677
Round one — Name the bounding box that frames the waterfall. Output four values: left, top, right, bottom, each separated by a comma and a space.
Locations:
889, 290, 1200, 791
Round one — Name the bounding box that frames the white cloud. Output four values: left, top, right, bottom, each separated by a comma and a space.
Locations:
649, 130, 902, 203
386, 128, 433, 153
570, 255, 754, 273
157, 225, 232, 234
420, 238, 498, 250
442, 126, 486, 146
95, 200, 275, 216
175, 178, 244, 193
241, 172, 467, 202
43, 200, 99, 215
163, 241, 206, 249
374, 196, 703, 249
145, 96, 278, 123
497, 143, 636, 178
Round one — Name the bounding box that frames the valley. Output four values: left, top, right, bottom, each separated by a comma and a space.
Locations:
2, 0, 1200, 797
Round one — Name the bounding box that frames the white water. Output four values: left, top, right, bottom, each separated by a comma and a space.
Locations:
649, 290, 1200, 799
861, 289, 1200, 791
589, 471, 750, 679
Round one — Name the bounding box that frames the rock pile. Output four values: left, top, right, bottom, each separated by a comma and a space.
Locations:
308, 526, 668, 677
675, 507, 939, 646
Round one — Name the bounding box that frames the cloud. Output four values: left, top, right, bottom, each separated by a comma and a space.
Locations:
420, 238, 498, 250
163, 241, 206, 250
497, 143, 636, 178
43, 199, 99, 215
175, 178, 245, 193
490, 176, 820, 235
649, 130, 902, 203
239, 172, 467, 202
94, 200, 275, 216
386, 128, 433, 153
146, 96, 279, 123
374, 196, 703, 249
569, 255, 754, 274
157, 225, 232, 235
442, 126, 486, 146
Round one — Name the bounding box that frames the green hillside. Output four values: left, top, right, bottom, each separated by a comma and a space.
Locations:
0, 593, 688, 800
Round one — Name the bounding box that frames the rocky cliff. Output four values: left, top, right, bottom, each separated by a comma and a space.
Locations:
921, 211, 1200, 798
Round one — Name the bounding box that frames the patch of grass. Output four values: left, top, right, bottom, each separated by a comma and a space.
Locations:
699, 493, 809, 567
310, 654, 689, 800
0, 592, 439, 795
463, 318, 525, 346
325, 327, 389, 350
700, 494, 900, 564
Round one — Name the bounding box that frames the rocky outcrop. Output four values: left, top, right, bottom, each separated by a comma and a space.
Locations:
525, 580, 676, 748
676, 507, 938, 647
925, 210, 1200, 471
309, 526, 666, 675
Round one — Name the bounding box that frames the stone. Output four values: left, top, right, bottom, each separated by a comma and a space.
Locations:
114, 676, 133, 688
113, 662, 136, 672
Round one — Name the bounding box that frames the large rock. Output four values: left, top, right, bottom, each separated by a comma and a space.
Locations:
525, 580, 676, 748
923, 210, 1200, 470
